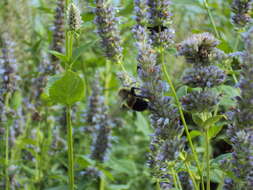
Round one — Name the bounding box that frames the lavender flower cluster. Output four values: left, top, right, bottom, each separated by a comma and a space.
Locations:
178, 33, 226, 113
134, 0, 174, 49
94, 0, 122, 62
0, 34, 20, 122
86, 74, 113, 163
133, 2, 184, 188
231, 0, 253, 27
224, 27, 253, 190
147, 0, 175, 48
51, 0, 65, 65
82, 73, 114, 180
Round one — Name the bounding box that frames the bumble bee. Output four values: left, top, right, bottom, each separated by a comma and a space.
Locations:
118, 87, 149, 112
147, 25, 168, 35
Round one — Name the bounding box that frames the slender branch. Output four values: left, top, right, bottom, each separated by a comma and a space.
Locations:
205, 129, 210, 190
5, 122, 10, 190
203, 0, 220, 39
156, 180, 161, 190
160, 49, 202, 178
185, 161, 199, 190
66, 106, 74, 190
4, 92, 11, 190
105, 60, 111, 104
99, 175, 105, 190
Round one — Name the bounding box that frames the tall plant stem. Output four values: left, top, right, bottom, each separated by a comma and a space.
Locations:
205, 129, 210, 190
4, 92, 11, 190
66, 106, 74, 190
156, 180, 161, 190
203, 0, 220, 39
5, 122, 10, 190
99, 176, 105, 190
160, 49, 202, 178
35, 122, 42, 183
185, 161, 199, 190
203, 0, 238, 84
175, 171, 183, 190
105, 60, 111, 104
171, 168, 180, 190
118, 60, 127, 74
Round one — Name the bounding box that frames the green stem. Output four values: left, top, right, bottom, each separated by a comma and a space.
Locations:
5, 123, 9, 190
105, 60, 111, 104
203, 0, 238, 84
205, 129, 210, 190
160, 49, 202, 178
65, 0, 70, 9
175, 171, 183, 190
171, 168, 180, 190
228, 33, 240, 84
156, 180, 161, 190
118, 60, 127, 74
185, 162, 199, 190
203, 0, 220, 39
66, 106, 74, 190
4, 92, 11, 190
35, 122, 41, 182
69, 32, 73, 62
99, 176, 105, 190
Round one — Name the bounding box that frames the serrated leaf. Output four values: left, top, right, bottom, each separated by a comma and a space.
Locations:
189, 130, 202, 140
208, 125, 224, 139
10, 91, 22, 110
75, 155, 93, 169
203, 115, 226, 128
176, 85, 188, 99
210, 153, 232, 166
42, 74, 63, 105
108, 184, 130, 190
134, 113, 151, 138
72, 40, 98, 64
192, 114, 204, 126
100, 168, 114, 181
48, 50, 68, 63
49, 71, 85, 106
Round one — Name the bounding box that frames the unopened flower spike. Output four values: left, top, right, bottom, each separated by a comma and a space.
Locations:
68, 3, 82, 31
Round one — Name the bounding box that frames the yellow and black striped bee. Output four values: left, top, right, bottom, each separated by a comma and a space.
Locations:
118, 87, 149, 112
147, 25, 168, 35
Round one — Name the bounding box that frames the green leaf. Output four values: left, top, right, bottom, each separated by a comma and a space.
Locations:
134, 113, 151, 138
189, 130, 202, 140
210, 153, 232, 166
48, 50, 68, 63
208, 124, 225, 139
75, 155, 93, 169
216, 85, 240, 108
45, 186, 68, 190
108, 184, 130, 190
203, 115, 226, 128
176, 85, 188, 99
42, 74, 63, 105
209, 168, 224, 183
99, 167, 114, 181
49, 71, 85, 106
192, 114, 204, 126
72, 40, 98, 64
10, 90, 22, 110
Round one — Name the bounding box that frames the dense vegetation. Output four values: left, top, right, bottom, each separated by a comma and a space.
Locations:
0, 0, 252, 190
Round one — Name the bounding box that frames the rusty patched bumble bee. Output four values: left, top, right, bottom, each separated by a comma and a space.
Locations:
118, 87, 149, 112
